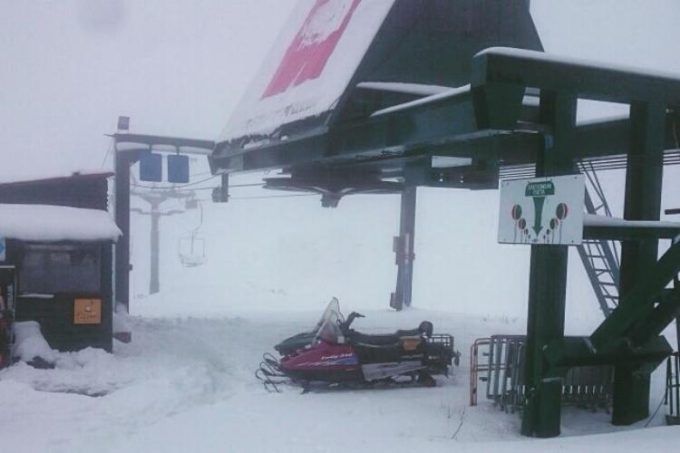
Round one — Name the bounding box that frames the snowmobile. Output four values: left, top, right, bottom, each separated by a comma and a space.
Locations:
257, 298, 460, 392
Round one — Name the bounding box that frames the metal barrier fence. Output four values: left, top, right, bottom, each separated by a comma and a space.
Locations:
470, 335, 613, 413
667, 352, 680, 425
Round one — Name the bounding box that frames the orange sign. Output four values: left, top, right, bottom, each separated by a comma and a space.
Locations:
74, 298, 102, 325
401, 337, 421, 351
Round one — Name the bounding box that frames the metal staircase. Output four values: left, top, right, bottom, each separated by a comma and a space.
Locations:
577, 162, 621, 317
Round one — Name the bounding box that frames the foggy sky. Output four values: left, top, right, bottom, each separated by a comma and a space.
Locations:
2, 0, 680, 177
1, 0, 679, 321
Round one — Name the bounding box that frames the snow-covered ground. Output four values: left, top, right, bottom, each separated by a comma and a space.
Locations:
1, 303, 677, 453
1, 168, 677, 453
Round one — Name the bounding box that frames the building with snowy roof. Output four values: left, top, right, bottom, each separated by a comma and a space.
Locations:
0, 173, 120, 356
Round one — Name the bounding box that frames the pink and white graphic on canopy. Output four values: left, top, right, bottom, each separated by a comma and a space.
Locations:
262, 0, 362, 98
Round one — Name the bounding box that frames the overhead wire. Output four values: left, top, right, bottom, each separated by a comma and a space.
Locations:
228, 193, 316, 200
131, 181, 265, 191
130, 178, 318, 202
168, 174, 220, 188
158, 193, 318, 204
100, 141, 114, 168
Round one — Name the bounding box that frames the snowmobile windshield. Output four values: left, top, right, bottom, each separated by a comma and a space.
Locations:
315, 317, 343, 344
314, 298, 344, 332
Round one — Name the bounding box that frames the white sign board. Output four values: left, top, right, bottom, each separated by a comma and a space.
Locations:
0, 237, 5, 261
218, 0, 396, 142
498, 174, 585, 245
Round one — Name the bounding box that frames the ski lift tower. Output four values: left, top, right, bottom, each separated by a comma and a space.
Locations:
111, 121, 216, 310
205, 0, 680, 438
108, 0, 680, 439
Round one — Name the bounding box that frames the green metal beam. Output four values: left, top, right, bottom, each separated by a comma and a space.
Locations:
583, 225, 680, 241
521, 91, 576, 439
590, 241, 680, 352
544, 335, 671, 370
471, 48, 680, 106
112, 133, 214, 151
612, 101, 667, 425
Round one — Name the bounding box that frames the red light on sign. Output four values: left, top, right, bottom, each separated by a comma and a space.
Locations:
262, 0, 362, 98
556, 203, 569, 220
511, 204, 522, 220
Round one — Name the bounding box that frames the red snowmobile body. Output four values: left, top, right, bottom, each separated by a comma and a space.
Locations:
257, 299, 459, 391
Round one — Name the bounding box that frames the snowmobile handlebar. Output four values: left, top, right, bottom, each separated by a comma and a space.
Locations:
341, 312, 365, 331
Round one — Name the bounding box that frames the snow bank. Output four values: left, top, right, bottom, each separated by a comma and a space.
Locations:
12, 321, 58, 364
0, 204, 121, 242
113, 303, 131, 334
12, 321, 112, 371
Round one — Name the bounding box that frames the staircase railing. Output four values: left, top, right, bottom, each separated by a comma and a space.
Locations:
577, 162, 620, 317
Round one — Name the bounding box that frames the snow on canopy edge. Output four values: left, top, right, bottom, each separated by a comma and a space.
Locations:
370, 85, 471, 117
584, 214, 680, 229
476, 47, 680, 82
0, 204, 121, 242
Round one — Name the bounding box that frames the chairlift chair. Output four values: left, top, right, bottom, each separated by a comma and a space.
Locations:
178, 233, 206, 267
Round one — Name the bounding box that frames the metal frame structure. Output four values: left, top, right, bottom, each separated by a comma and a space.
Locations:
668, 352, 680, 425
112, 50, 680, 439
213, 46, 680, 437
112, 133, 214, 310
577, 163, 621, 317
470, 335, 613, 413
110, 2, 680, 439
112, 51, 680, 438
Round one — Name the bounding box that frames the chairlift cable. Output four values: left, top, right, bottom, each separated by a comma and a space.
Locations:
170, 194, 317, 204
100, 142, 114, 168
130, 182, 265, 191
131, 190, 315, 205
227, 194, 317, 200
167, 174, 220, 188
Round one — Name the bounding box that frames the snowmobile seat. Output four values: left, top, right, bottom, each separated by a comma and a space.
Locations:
396, 321, 433, 338
350, 332, 428, 364
349, 320, 434, 346
348, 330, 401, 347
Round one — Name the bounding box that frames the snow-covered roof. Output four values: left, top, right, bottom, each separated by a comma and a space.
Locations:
0, 169, 113, 186
0, 204, 121, 242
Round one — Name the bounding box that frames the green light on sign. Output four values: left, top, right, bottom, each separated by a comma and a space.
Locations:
525, 181, 555, 197
525, 181, 556, 236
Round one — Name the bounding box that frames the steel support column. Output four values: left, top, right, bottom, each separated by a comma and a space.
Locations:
612, 101, 666, 425
521, 92, 576, 438
391, 186, 417, 310
114, 150, 135, 311
149, 201, 161, 295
